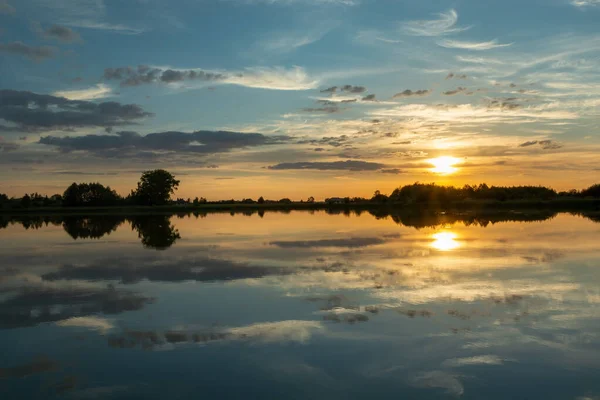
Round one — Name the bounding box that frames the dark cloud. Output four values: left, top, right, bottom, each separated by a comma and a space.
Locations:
44, 25, 82, 43
268, 160, 385, 171
340, 85, 366, 93
0, 42, 56, 61
442, 87, 468, 96
104, 65, 227, 87
39, 129, 290, 156
510, 83, 517, 88
486, 97, 521, 110
271, 237, 386, 248
0, 90, 153, 132
320, 86, 337, 93
518, 140, 562, 150
380, 168, 402, 174
362, 94, 376, 101
302, 106, 340, 113
393, 89, 432, 98
0, 1, 15, 15
0, 357, 58, 379
297, 135, 350, 148
446, 72, 467, 80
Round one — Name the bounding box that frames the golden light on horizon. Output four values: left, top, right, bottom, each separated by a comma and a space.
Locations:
429, 156, 461, 174
431, 232, 460, 251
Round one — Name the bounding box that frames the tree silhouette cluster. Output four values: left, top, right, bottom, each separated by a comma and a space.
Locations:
1, 175, 600, 210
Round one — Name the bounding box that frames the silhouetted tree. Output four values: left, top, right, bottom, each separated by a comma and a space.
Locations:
257, 196, 265, 204
62, 183, 121, 207
131, 169, 180, 206
581, 184, 600, 198
20, 194, 31, 208
307, 196, 315, 203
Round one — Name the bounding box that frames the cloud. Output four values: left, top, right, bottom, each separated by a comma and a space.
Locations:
362, 94, 376, 101
271, 237, 386, 248
38, 24, 82, 43
65, 21, 145, 35
411, 371, 464, 396
0, 1, 15, 15
0, 90, 152, 132
53, 84, 113, 100
320, 86, 337, 93
443, 87, 468, 95
39, 130, 290, 156
571, 0, 600, 7
0, 42, 56, 61
104, 65, 317, 91
340, 85, 366, 93
393, 89, 432, 98
268, 160, 385, 171
56, 316, 114, 333
0, 138, 19, 151
232, 0, 358, 5
43, 256, 285, 284
258, 26, 332, 53
401, 9, 469, 37
518, 140, 563, 150
226, 320, 324, 343
438, 39, 513, 50
302, 106, 340, 113
380, 168, 402, 174
446, 72, 468, 79
441, 355, 505, 367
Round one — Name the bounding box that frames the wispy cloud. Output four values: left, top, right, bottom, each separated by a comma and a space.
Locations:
438, 39, 513, 50
571, 0, 600, 7
53, 83, 113, 100
0, 41, 56, 61
65, 21, 145, 35
401, 9, 469, 37
258, 24, 335, 53
230, 0, 359, 5
0, 0, 15, 15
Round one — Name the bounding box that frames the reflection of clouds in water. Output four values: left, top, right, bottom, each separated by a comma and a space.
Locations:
107, 320, 326, 350
0, 356, 58, 379
411, 370, 465, 396
56, 316, 115, 334
441, 354, 505, 367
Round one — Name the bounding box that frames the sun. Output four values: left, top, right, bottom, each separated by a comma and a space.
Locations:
431, 232, 460, 251
429, 156, 460, 174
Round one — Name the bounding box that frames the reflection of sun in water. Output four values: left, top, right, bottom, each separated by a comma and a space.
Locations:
429, 156, 460, 174
431, 232, 460, 251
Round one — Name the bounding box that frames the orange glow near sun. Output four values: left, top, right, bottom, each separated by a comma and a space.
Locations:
429, 156, 461, 174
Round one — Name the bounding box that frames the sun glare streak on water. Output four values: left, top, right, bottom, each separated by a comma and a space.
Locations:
431, 231, 460, 251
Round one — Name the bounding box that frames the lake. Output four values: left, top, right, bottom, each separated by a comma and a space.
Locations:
1, 211, 599, 399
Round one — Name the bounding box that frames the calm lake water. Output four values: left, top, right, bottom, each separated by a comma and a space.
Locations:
1, 211, 599, 399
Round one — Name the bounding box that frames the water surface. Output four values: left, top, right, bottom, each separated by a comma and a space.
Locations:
1, 211, 599, 399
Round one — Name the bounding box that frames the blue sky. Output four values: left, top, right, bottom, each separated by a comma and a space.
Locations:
0, 0, 599, 199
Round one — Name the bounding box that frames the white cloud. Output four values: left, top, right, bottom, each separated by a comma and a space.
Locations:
401, 9, 469, 37
438, 39, 513, 51
411, 371, 464, 396
53, 83, 113, 100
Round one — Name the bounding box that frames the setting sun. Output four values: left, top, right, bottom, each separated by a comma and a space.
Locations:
429, 156, 461, 175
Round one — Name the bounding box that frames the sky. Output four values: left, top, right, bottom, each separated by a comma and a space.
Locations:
0, 0, 599, 200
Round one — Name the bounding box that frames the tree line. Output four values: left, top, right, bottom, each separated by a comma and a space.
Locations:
1, 169, 599, 209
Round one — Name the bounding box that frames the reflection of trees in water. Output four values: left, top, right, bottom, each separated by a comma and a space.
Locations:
62, 216, 124, 239
1, 209, 599, 247
129, 215, 181, 250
